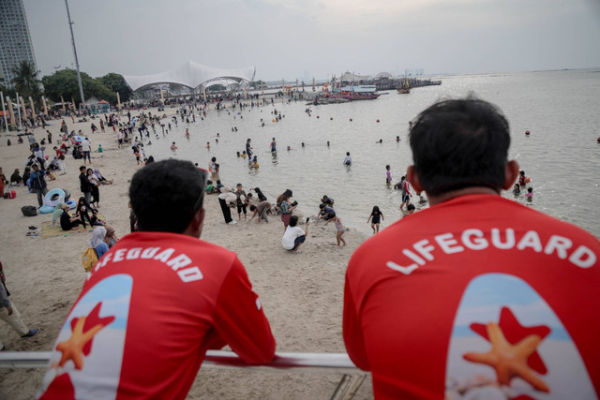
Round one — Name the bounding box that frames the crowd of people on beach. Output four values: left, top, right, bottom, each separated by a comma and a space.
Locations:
1, 94, 596, 400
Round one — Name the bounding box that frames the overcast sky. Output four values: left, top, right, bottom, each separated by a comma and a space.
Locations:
24, 0, 600, 81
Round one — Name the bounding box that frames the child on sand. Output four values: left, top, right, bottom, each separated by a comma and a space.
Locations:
170, 142, 178, 151
367, 206, 384, 234
327, 216, 347, 247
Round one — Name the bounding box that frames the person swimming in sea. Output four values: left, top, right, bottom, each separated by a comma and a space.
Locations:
513, 184, 521, 196
525, 187, 533, 202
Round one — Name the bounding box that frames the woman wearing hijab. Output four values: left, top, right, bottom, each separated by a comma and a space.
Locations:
89, 226, 109, 258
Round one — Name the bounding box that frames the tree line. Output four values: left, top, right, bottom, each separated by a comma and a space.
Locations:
0, 60, 132, 108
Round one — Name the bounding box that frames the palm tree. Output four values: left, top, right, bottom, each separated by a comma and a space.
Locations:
11, 60, 42, 101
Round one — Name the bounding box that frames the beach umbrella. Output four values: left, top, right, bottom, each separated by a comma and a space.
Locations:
42, 96, 48, 116
7, 96, 16, 126
61, 96, 66, 113
116, 91, 121, 110
29, 96, 35, 116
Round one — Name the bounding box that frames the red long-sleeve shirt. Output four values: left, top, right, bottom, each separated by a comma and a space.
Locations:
344, 194, 600, 399
39, 232, 275, 399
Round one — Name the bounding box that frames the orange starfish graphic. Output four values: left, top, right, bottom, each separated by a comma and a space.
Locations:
463, 322, 549, 393
56, 316, 104, 370
70, 302, 115, 356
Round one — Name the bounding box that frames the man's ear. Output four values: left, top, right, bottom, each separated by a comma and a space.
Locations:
406, 165, 423, 193
503, 160, 520, 190
184, 208, 205, 238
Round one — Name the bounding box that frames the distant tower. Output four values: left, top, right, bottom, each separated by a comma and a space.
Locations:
0, 0, 38, 88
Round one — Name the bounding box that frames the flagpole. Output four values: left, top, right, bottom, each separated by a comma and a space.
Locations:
64, 0, 85, 111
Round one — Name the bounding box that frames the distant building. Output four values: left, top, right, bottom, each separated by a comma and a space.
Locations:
0, 0, 37, 88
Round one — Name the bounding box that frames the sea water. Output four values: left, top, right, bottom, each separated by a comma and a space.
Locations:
149, 69, 600, 237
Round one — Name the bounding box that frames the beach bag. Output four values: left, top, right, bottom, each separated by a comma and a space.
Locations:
81, 247, 99, 272
7, 190, 16, 199
21, 205, 38, 217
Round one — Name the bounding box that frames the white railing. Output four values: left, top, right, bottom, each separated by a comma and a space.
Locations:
0, 350, 357, 370
0, 351, 365, 400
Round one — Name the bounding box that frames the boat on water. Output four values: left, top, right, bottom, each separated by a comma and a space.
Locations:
397, 78, 411, 94
309, 83, 380, 105
333, 85, 380, 100
309, 96, 349, 105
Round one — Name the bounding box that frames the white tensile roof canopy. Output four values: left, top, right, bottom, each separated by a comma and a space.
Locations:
123, 61, 256, 91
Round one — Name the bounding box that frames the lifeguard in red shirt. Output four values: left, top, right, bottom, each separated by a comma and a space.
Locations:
38, 159, 276, 399
343, 99, 600, 400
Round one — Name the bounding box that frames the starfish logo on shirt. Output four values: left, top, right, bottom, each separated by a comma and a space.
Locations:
463, 311, 550, 393
38, 274, 133, 400
445, 273, 596, 400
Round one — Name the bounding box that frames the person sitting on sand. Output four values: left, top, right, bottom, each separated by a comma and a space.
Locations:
10, 169, 22, 186
89, 226, 109, 258
75, 197, 95, 228
281, 215, 309, 252
52, 202, 64, 226
170, 141, 178, 151
205, 180, 218, 194
38, 159, 275, 399
93, 169, 113, 185
60, 203, 84, 231
104, 225, 119, 248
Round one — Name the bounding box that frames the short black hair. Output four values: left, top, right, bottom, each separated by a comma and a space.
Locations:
129, 159, 206, 233
409, 98, 510, 195
289, 215, 299, 227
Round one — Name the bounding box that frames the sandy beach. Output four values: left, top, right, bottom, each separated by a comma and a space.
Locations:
0, 108, 374, 399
